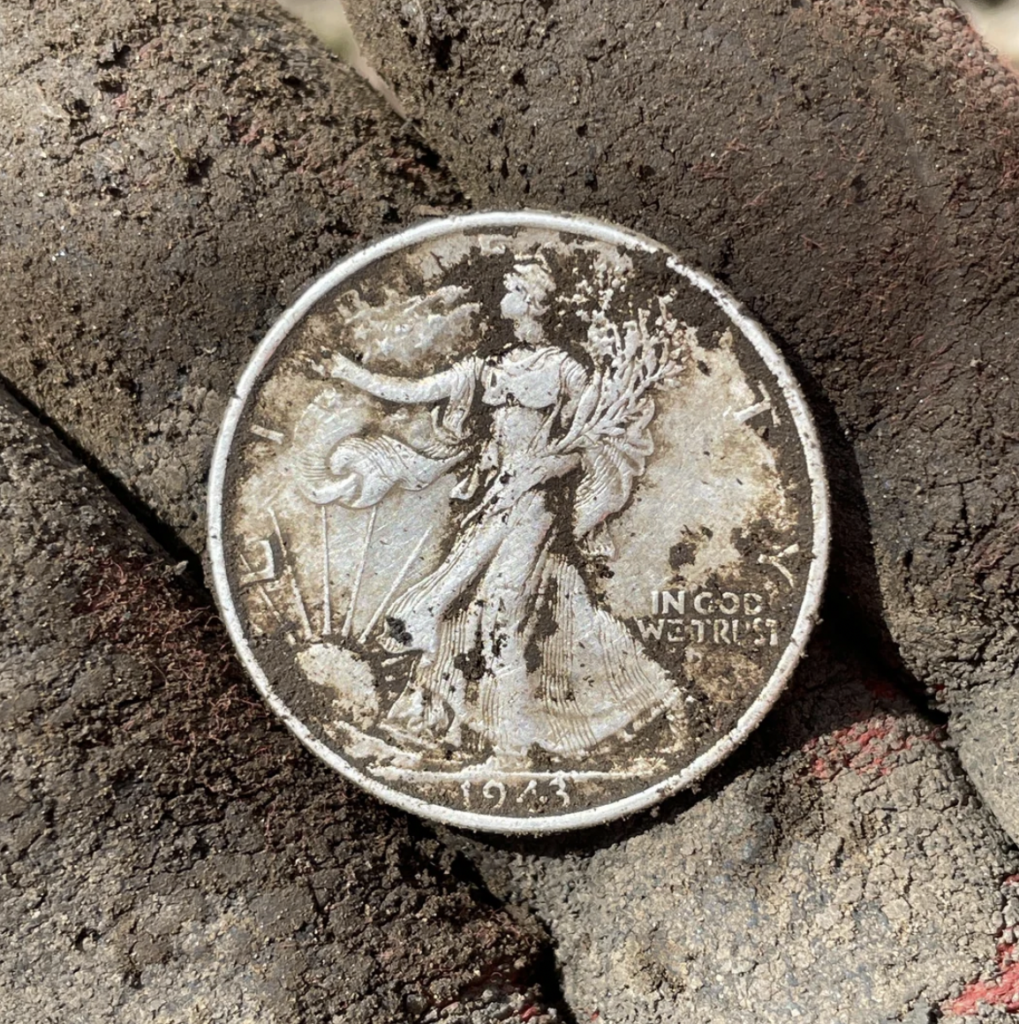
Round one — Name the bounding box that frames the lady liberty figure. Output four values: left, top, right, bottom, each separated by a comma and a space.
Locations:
304, 254, 689, 767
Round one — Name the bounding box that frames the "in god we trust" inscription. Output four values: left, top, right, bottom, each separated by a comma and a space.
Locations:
208, 211, 829, 833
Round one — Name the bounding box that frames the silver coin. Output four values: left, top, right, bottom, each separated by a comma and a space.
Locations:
208, 211, 829, 834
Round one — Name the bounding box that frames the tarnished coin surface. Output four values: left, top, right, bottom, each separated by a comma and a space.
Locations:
208, 211, 829, 833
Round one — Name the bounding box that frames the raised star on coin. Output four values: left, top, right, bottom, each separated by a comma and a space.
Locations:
208, 211, 829, 834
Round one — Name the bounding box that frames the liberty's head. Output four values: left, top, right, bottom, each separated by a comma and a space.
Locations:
475, 254, 587, 414
499, 256, 556, 339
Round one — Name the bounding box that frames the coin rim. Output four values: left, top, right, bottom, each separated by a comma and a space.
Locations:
208, 209, 830, 834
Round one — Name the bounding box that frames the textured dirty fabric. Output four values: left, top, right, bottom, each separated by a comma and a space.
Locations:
448, 631, 1019, 1022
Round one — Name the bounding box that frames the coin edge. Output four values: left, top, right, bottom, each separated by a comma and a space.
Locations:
206, 209, 831, 835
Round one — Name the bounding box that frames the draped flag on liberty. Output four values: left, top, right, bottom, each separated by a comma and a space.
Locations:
209, 212, 829, 833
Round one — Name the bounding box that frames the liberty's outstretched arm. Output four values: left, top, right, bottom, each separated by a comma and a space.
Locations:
321, 349, 479, 405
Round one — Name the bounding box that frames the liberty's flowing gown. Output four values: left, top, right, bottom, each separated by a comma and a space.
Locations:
307, 345, 681, 761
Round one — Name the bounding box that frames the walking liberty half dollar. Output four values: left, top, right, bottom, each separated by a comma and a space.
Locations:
208, 211, 829, 833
